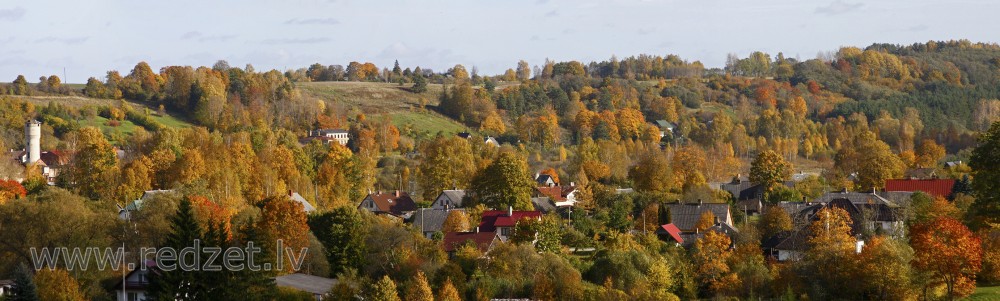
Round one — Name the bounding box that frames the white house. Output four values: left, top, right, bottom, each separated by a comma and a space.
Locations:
303, 129, 350, 146
114, 267, 151, 301
431, 190, 466, 210
0, 279, 12, 297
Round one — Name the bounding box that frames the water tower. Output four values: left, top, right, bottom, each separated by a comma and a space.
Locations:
25, 119, 41, 164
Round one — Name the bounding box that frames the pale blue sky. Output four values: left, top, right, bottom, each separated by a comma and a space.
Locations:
0, 0, 997, 83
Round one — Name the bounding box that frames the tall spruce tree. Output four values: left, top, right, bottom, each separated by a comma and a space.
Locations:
147, 198, 205, 300
10, 263, 39, 301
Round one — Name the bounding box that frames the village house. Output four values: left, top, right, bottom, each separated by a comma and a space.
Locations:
478, 208, 543, 241
885, 178, 956, 199
10, 120, 70, 185
442, 231, 502, 257
412, 207, 466, 238
358, 190, 417, 218
113, 262, 154, 301
655, 120, 676, 138
301, 129, 349, 146
765, 191, 907, 261
0, 279, 12, 297
661, 200, 736, 246
430, 189, 466, 210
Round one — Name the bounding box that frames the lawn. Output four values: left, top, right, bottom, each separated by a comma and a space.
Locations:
967, 286, 1000, 301
80, 115, 141, 135
390, 110, 469, 138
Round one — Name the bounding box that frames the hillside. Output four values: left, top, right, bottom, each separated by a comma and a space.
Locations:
297, 81, 473, 137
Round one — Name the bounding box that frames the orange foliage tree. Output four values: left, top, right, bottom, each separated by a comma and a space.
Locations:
256, 196, 311, 273
910, 217, 982, 299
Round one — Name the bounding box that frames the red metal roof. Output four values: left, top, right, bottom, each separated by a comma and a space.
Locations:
885, 179, 955, 198
478, 210, 542, 232
658, 224, 684, 244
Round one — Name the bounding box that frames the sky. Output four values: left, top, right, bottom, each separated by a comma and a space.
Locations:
0, 0, 998, 83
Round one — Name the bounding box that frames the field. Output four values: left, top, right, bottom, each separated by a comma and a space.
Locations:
298, 81, 470, 135
968, 286, 1000, 301
14, 95, 193, 132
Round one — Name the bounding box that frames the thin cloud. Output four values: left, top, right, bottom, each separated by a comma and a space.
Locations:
815, 0, 864, 15
284, 18, 340, 25
182, 31, 238, 42
35, 36, 89, 45
261, 37, 332, 45
545, 10, 558, 17
0, 7, 25, 21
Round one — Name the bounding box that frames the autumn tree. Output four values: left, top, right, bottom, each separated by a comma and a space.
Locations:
436, 278, 462, 301
442, 210, 471, 233
516, 60, 531, 81
749, 150, 790, 201
758, 207, 792, 239
692, 230, 737, 297
838, 131, 904, 191
370, 275, 402, 301
34, 269, 86, 301
857, 236, 915, 300
694, 210, 716, 232
911, 217, 982, 300
69, 127, 118, 200
404, 271, 434, 301
417, 136, 476, 201
469, 151, 535, 210
802, 207, 860, 298
256, 196, 310, 273
915, 139, 946, 168
629, 150, 671, 193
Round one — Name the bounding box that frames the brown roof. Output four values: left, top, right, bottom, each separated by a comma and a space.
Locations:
534, 186, 565, 201
361, 191, 417, 216
442, 231, 500, 253
39, 150, 70, 166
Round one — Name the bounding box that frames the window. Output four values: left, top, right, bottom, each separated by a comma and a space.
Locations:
501, 227, 511, 236
128, 292, 139, 301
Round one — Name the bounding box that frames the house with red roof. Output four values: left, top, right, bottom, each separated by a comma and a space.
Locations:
885, 179, 956, 199
478, 207, 543, 241
656, 224, 684, 245
358, 190, 417, 218
442, 231, 502, 256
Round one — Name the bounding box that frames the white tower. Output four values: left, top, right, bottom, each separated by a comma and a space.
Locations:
25, 119, 41, 164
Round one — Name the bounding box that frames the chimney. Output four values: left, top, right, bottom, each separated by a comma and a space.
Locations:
378, 190, 382, 195
535, 173, 540, 180
801, 196, 806, 203
288, 190, 294, 197
395, 190, 400, 197
508, 206, 513, 217
570, 182, 575, 187
697, 199, 703, 206
714, 216, 720, 225
475, 226, 479, 233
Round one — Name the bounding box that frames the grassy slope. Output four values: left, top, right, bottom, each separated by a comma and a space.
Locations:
968, 286, 1000, 301
13, 95, 193, 132
298, 81, 470, 135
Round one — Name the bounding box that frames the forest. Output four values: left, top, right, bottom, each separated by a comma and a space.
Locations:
0, 39, 998, 300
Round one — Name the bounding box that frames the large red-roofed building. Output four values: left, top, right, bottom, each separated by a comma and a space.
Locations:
885, 179, 956, 198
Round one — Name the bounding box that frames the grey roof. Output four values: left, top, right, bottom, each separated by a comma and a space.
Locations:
274, 273, 337, 295
316, 129, 348, 135
531, 197, 556, 213
655, 120, 675, 129
814, 191, 897, 207
663, 202, 732, 232
614, 188, 634, 194
290, 192, 316, 213
437, 190, 467, 207
412, 208, 465, 233
124, 190, 177, 212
